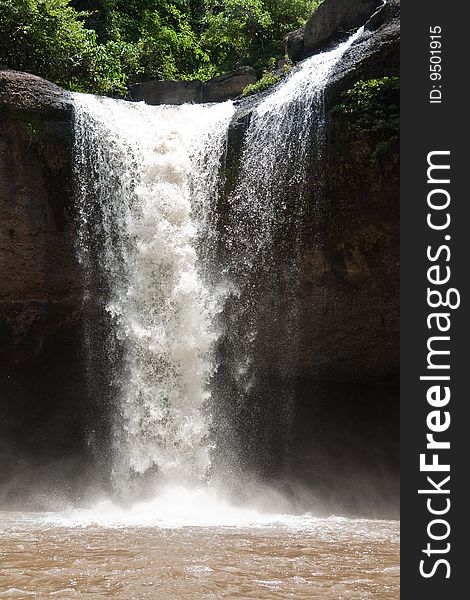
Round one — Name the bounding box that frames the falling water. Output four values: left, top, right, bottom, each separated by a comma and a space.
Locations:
73, 97, 234, 494
72, 28, 364, 498
227, 27, 365, 266
0, 27, 401, 599
213, 28, 365, 483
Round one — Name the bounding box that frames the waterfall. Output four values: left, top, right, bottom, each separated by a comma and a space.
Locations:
73, 97, 234, 494
72, 28, 363, 499
213, 28, 365, 482
232, 27, 365, 243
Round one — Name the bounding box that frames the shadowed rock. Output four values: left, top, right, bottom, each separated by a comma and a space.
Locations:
129, 80, 203, 105
0, 69, 94, 505
129, 67, 258, 105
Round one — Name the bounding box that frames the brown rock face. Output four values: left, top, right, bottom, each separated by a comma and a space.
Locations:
129, 67, 258, 106
290, 115, 399, 515
130, 80, 203, 105
0, 70, 95, 505
304, 0, 382, 55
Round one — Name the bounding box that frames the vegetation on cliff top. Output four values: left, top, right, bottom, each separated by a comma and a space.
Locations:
0, 0, 321, 95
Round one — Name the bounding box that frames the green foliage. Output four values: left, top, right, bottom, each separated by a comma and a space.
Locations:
121, 3, 211, 82
0, 0, 321, 95
263, 0, 320, 55
242, 56, 292, 97
242, 70, 279, 97
333, 77, 400, 133
201, 0, 320, 74
0, 0, 131, 94
333, 77, 400, 165
0, 1, 90, 83
201, 0, 271, 73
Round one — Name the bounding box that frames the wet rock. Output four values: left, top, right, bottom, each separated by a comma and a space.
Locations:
365, 0, 400, 31
325, 15, 400, 107
230, 11, 400, 386
0, 69, 94, 501
0, 70, 77, 365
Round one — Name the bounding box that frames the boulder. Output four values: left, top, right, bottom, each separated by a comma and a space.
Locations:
284, 28, 305, 63
365, 0, 400, 32
202, 67, 258, 103
129, 67, 259, 105
130, 79, 203, 105
0, 69, 70, 113
303, 0, 382, 55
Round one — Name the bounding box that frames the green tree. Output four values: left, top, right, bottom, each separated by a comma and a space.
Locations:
200, 0, 271, 72
199, 0, 321, 74
0, 0, 137, 94
264, 0, 321, 55
0, 0, 321, 94
71, 0, 213, 81
0, 0, 91, 82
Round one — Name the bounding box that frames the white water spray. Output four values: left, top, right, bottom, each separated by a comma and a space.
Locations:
74, 96, 234, 492
72, 27, 363, 507
228, 27, 365, 263
217, 28, 365, 475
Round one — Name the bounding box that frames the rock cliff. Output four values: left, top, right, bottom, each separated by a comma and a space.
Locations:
212, 10, 399, 512
0, 71, 94, 504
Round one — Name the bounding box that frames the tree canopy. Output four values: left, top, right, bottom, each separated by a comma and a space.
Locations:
0, 0, 320, 95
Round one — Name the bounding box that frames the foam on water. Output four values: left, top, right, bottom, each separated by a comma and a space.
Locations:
0, 488, 398, 540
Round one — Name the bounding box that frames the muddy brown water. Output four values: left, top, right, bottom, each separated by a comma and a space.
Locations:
0, 513, 399, 599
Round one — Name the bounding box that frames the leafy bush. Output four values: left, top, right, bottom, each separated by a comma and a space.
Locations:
242, 55, 293, 97
201, 0, 321, 74
333, 77, 399, 165
0, 1, 90, 82
0, 0, 132, 94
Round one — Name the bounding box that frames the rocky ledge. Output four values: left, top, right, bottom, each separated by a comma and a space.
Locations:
130, 66, 258, 105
